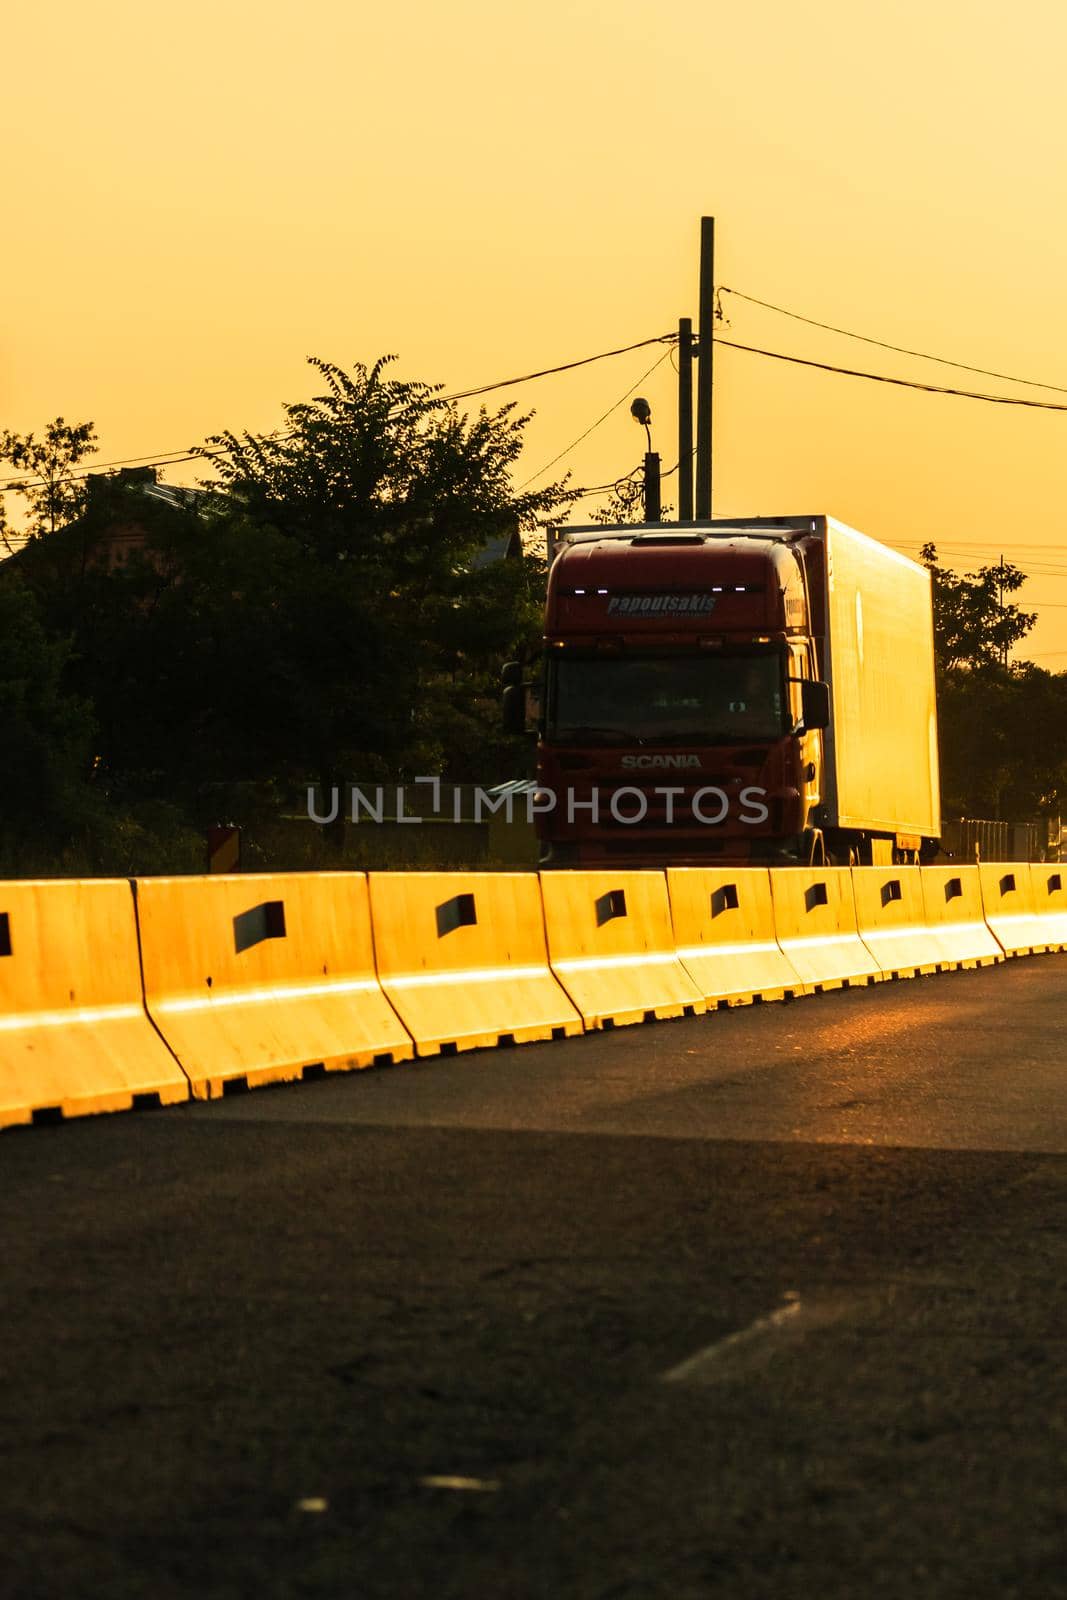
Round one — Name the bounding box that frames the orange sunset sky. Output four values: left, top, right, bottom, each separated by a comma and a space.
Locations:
3, 0, 1067, 664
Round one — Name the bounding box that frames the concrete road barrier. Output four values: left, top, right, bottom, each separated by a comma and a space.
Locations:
978, 863, 1051, 956
919, 867, 1003, 968
1028, 865, 1067, 951
368, 871, 582, 1056
667, 867, 806, 1005
540, 870, 705, 1029
0, 879, 189, 1130
850, 867, 944, 978
137, 872, 413, 1097
769, 868, 882, 990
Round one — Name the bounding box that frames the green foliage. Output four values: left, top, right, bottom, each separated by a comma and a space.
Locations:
937, 663, 1067, 821
0, 583, 99, 865
200, 355, 567, 558
920, 542, 1036, 671
589, 478, 644, 524
0, 417, 98, 538
918, 542, 1066, 823
588, 480, 674, 526
1, 358, 568, 870
190, 356, 568, 794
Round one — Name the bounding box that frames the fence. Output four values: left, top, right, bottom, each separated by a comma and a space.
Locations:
941, 817, 1062, 864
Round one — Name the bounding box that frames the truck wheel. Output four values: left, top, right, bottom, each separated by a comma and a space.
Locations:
801, 828, 826, 867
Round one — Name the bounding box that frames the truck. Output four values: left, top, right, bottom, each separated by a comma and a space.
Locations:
507, 514, 940, 868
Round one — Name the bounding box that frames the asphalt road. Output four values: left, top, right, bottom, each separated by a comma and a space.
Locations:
4, 955, 1067, 1600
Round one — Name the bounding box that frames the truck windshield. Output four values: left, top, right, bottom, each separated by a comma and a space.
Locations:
548, 652, 786, 744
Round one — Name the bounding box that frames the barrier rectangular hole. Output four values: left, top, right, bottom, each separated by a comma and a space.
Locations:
0, 912, 10, 957
804, 881, 829, 912
436, 893, 477, 938
880, 878, 903, 907
710, 883, 739, 918
595, 889, 627, 926
999, 873, 1017, 895
945, 877, 963, 901
1049, 874, 1063, 894
234, 900, 286, 954
131, 1092, 162, 1112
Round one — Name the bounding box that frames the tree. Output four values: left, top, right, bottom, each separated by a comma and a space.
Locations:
589, 477, 645, 525
192, 356, 571, 799
998, 665, 1067, 820
1, 357, 573, 864
920, 542, 1036, 671
916, 544, 1067, 822
0, 417, 98, 539
588, 478, 674, 526
0, 582, 98, 864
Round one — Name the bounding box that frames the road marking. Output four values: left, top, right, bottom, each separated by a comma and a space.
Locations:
660, 1293, 804, 1384
660, 1285, 907, 1385
420, 1475, 501, 1493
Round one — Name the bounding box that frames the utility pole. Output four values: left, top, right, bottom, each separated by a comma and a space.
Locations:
695, 215, 715, 520
677, 315, 694, 521
643, 451, 661, 522
998, 553, 1007, 668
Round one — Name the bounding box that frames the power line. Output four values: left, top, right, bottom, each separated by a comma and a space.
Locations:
890, 543, 1067, 577
517, 349, 674, 489
897, 540, 1067, 552
0, 444, 205, 485
444, 333, 675, 403
0, 444, 222, 494
887, 536, 1067, 550
6, 312, 1067, 503
567, 465, 645, 502
721, 288, 1067, 396
718, 338, 1067, 412
0, 333, 678, 493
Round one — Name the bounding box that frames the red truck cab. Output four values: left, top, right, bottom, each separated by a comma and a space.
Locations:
534, 525, 828, 866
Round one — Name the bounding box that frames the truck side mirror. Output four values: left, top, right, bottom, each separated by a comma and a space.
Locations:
801, 679, 831, 731
502, 683, 526, 735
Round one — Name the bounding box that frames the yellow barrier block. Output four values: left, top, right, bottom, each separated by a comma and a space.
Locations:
769, 868, 882, 990
0, 879, 189, 1130
667, 867, 806, 1005
137, 873, 413, 1097
1029, 865, 1067, 950
978, 863, 1050, 956
368, 871, 582, 1055
850, 867, 944, 978
539, 870, 705, 1029
918, 867, 1003, 967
